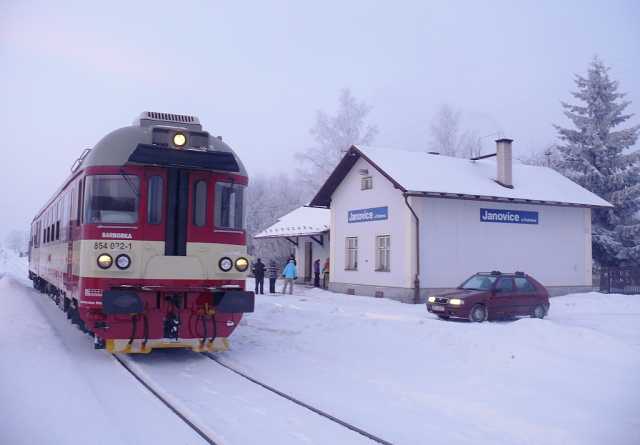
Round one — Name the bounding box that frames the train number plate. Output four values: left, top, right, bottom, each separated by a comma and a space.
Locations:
93, 241, 133, 250
431, 305, 445, 312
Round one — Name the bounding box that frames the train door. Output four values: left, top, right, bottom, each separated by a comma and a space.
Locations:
187, 171, 212, 243
165, 168, 190, 256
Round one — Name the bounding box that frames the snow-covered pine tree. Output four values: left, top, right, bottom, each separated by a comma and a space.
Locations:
555, 56, 640, 266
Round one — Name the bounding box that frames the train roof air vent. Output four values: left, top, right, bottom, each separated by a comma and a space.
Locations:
135, 111, 202, 130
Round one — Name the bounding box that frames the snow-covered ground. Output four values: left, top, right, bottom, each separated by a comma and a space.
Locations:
1, 249, 639, 444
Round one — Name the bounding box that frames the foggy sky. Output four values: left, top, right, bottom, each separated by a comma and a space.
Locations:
1, 0, 639, 238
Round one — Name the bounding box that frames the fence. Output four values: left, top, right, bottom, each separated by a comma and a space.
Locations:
599, 267, 640, 294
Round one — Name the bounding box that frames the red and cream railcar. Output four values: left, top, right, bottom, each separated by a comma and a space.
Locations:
28, 112, 255, 353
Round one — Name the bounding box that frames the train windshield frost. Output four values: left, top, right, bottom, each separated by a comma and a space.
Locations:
84, 175, 139, 224
215, 183, 244, 229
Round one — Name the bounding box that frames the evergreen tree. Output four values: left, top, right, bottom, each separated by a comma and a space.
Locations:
555, 57, 640, 266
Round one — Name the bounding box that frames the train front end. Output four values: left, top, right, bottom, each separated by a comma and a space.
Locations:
75, 112, 254, 353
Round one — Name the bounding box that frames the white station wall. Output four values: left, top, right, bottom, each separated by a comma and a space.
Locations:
330, 158, 413, 288
415, 197, 592, 288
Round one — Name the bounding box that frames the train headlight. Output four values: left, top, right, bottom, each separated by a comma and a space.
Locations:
235, 257, 249, 272
97, 254, 113, 269
173, 132, 187, 147
115, 254, 131, 270
219, 257, 233, 272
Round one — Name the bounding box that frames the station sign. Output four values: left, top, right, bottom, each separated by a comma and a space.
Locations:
348, 206, 388, 223
480, 208, 538, 225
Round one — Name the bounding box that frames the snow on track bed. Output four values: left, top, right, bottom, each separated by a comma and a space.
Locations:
204, 352, 392, 444
0, 275, 209, 445
123, 350, 376, 445
113, 354, 220, 444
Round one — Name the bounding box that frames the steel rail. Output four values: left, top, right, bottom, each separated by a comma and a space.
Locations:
203, 353, 393, 445
113, 354, 218, 445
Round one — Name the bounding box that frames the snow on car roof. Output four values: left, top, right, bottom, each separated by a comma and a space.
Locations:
254, 206, 330, 239
311, 145, 611, 208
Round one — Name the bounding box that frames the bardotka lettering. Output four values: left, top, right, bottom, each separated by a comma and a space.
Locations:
101, 232, 133, 239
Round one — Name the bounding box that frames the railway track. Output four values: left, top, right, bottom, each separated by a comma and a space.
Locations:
203, 353, 393, 445
115, 351, 392, 445
112, 354, 219, 445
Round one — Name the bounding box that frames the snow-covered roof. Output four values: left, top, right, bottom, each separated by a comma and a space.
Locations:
311, 145, 612, 208
254, 206, 330, 239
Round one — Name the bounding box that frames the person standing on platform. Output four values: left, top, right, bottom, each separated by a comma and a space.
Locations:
282, 259, 297, 294
268, 259, 278, 294
253, 258, 265, 295
313, 258, 321, 287
322, 257, 330, 289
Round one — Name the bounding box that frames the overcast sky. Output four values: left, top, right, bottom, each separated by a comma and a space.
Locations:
1, 0, 639, 237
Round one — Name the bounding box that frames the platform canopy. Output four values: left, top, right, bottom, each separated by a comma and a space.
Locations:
254, 206, 329, 239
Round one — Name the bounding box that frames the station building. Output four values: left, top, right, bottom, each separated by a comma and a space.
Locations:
305, 139, 612, 303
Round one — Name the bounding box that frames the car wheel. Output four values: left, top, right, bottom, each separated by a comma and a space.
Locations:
532, 304, 546, 319
469, 304, 487, 323
437, 315, 450, 320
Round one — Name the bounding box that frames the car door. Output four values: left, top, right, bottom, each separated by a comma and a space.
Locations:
493, 277, 516, 318
514, 276, 538, 316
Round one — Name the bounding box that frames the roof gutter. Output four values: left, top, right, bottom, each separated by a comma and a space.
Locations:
403, 193, 421, 304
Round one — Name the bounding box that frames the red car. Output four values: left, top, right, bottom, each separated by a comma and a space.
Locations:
426, 271, 550, 322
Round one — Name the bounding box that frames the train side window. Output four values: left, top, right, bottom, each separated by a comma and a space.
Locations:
55, 221, 60, 240
215, 182, 245, 230
147, 176, 163, 224
193, 180, 207, 227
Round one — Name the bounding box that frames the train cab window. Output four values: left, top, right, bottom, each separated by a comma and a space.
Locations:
147, 176, 163, 224
83, 175, 139, 224
193, 180, 207, 227
215, 182, 244, 230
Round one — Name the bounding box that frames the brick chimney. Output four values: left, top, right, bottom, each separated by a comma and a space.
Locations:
495, 138, 514, 188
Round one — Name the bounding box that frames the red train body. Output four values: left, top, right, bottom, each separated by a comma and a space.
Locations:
28, 112, 255, 353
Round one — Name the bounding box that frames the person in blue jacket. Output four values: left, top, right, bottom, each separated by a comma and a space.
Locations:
281, 259, 297, 294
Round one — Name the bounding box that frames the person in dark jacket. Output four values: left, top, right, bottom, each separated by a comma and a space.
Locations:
253, 258, 265, 295
267, 259, 278, 294
313, 258, 321, 287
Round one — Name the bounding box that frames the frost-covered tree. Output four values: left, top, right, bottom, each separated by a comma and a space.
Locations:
246, 174, 307, 264
518, 144, 562, 168
555, 57, 640, 266
4, 230, 28, 255
429, 105, 485, 158
295, 89, 378, 195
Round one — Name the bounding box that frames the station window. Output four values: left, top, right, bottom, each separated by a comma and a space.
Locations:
345, 237, 358, 270
147, 176, 163, 224
215, 183, 244, 230
193, 180, 208, 227
361, 176, 373, 190
375, 235, 391, 272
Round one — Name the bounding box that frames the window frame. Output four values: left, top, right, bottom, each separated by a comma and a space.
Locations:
214, 182, 245, 231
375, 234, 391, 272
495, 277, 515, 294
193, 179, 208, 227
147, 175, 164, 225
345, 236, 358, 271
361, 175, 373, 190
515, 277, 536, 293
83, 174, 140, 225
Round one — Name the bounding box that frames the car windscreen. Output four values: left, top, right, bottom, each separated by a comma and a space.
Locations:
84, 175, 139, 224
459, 274, 497, 290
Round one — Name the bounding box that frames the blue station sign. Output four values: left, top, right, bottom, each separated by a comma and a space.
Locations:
348, 206, 389, 223
480, 208, 539, 225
